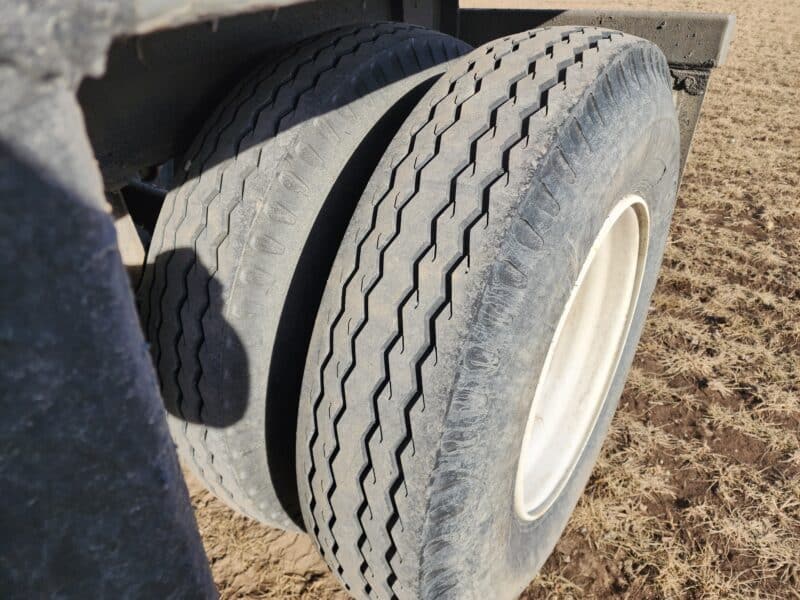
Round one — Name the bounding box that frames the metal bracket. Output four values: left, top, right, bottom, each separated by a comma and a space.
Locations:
457, 8, 736, 180
670, 67, 711, 180
398, 0, 459, 35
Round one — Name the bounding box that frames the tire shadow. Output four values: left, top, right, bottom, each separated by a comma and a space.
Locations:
138, 248, 248, 429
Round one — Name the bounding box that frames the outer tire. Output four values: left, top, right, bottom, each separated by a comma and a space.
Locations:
297, 27, 679, 598
138, 23, 471, 529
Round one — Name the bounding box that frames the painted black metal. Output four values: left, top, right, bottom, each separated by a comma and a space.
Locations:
398, 0, 458, 34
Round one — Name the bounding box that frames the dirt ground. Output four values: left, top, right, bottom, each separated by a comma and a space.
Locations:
186, 0, 800, 597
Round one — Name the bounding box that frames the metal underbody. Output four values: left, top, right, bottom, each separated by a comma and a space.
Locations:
80, 3, 734, 187
0, 1, 733, 597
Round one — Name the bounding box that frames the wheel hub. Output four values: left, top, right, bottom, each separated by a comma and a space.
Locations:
514, 195, 650, 521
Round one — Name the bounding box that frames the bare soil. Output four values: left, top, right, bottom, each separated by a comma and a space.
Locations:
188, 0, 800, 597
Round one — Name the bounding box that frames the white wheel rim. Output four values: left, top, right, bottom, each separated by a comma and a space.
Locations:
514, 195, 650, 521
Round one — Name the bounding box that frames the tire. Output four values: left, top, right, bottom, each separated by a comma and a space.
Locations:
296, 26, 679, 599
137, 23, 471, 530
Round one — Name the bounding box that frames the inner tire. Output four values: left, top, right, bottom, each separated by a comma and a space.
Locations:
137, 23, 471, 530
296, 27, 679, 598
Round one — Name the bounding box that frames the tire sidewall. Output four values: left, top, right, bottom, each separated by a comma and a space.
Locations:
212, 33, 468, 526
421, 48, 680, 598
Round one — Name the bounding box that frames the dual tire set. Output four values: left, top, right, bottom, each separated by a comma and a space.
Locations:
139, 22, 679, 600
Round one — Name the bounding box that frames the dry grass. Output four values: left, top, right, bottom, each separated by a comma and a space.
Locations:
190, 0, 800, 597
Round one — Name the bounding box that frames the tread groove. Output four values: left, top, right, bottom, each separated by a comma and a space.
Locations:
303, 27, 631, 598
140, 23, 467, 526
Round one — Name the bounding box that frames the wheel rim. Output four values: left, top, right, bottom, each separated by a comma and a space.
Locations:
514, 195, 650, 521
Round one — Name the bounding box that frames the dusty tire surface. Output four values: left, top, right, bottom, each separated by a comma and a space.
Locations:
138, 23, 471, 530
296, 26, 679, 599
